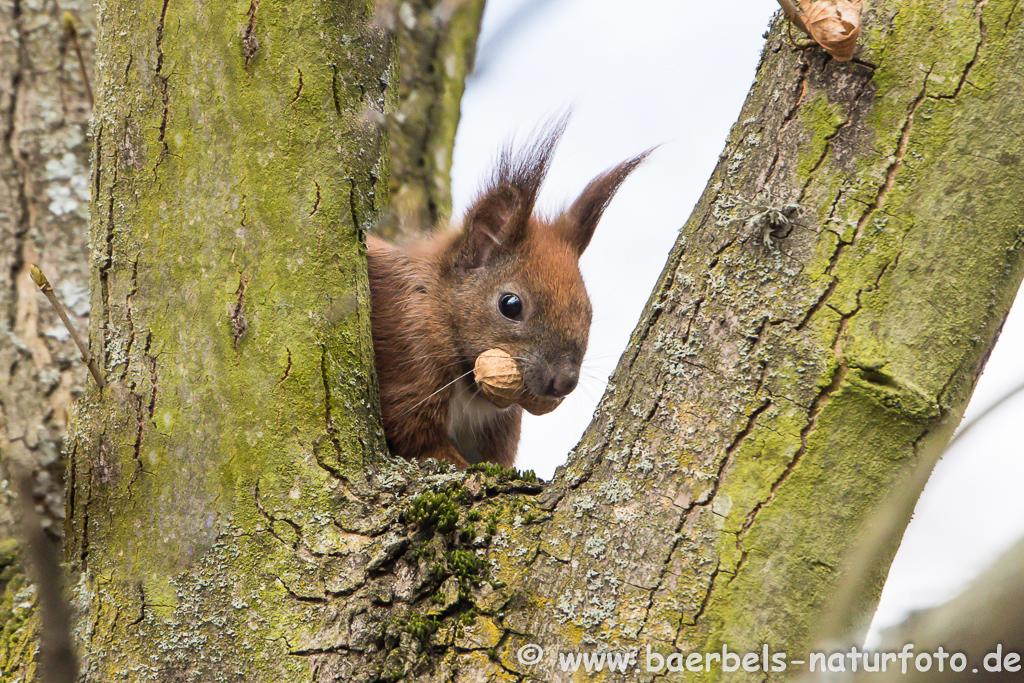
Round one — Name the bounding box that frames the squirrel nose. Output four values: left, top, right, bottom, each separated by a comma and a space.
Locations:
548, 369, 579, 397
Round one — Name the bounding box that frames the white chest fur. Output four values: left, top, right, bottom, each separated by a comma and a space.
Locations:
446, 379, 504, 464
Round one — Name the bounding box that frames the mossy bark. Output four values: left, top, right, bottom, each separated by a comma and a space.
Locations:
7, 0, 1024, 680
525, 1, 1024, 679
63, 0, 398, 678
295, 1, 1021, 681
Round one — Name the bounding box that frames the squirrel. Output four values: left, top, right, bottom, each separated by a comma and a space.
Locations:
367, 119, 649, 468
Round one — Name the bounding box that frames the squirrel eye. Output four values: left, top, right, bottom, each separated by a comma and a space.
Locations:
498, 293, 523, 320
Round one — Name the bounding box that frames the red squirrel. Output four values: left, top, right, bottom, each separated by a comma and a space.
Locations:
367, 120, 648, 468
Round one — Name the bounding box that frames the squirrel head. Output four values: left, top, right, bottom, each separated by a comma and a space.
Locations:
438, 119, 650, 405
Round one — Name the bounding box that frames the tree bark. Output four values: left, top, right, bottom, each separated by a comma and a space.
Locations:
1, 0, 95, 676
521, 1, 1024, 678
62, 0, 396, 678
5, 0, 1024, 681
376, 0, 486, 243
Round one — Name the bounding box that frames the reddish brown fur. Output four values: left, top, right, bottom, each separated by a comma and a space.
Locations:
368, 121, 649, 468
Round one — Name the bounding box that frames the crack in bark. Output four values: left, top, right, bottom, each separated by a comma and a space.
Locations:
908, 420, 938, 465
144, 332, 157, 417
278, 347, 293, 385
753, 360, 770, 396
80, 441, 92, 570
693, 398, 775, 515
155, 0, 170, 74
797, 74, 875, 204
152, 0, 172, 176
127, 397, 147, 501
254, 479, 302, 550
824, 187, 844, 226
231, 274, 249, 349
99, 125, 120, 368
330, 65, 342, 116
637, 400, 770, 636
744, 316, 770, 349
126, 334, 157, 502
778, 59, 811, 138
1006, 0, 1020, 30
683, 563, 721, 630
929, 1, 988, 101
309, 181, 321, 216
291, 66, 304, 105
319, 346, 349, 480
485, 630, 528, 680
278, 576, 328, 604
798, 67, 927, 323
732, 267, 895, 553
243, 0, 260, 66
127, 582, 148, 627
726, 549, 749, 589
738, 360, 849, 544
852, 70, 930, 244
796, 276, 839, 330
289, 644, 361, 657
122, 258, 140, 379
154, 74, 170, 175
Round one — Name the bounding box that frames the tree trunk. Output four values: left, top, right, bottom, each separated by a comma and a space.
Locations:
62, 0, 395, 678
520, 1, 1024, 677
377, 0, 486, 243
534, 0, 1024, 669
1, 0, 95, 676
6, 0, 1024, 681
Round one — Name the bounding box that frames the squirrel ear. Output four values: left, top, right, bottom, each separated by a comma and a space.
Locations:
564, 150, 652, 256
455, 184, 524, 269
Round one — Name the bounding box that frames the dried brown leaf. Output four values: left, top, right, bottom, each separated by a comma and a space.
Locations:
778, 0, 862, 62
806, 0, 862, 61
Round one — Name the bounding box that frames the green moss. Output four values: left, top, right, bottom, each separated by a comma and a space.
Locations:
485, 511, 499, 538
407, 490, 461, 534
466, 462, 538, 484
398, 614, 441, 646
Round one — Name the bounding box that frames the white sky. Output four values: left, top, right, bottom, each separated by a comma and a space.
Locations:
450, 0, 1024, 642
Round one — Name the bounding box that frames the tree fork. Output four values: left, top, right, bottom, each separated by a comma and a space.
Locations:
2, 0, 1021, 681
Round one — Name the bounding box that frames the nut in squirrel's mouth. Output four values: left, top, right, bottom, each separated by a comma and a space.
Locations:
473, 348, 563, 416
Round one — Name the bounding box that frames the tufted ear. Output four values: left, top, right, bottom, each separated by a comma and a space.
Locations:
454, 184, 523, 270
453, 116, 570, 269
563, 149, 653, 256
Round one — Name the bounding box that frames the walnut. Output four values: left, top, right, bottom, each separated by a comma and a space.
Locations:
473, 349, 563, 416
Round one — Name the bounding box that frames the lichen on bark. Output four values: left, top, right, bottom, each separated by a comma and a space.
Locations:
531, 2, 1024, 677
62, 0, 399, 678
6, 0, 1024, 681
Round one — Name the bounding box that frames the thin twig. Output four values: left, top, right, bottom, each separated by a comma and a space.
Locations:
29, 264, 105, 388
945, 378, 1024, 450
816, 376, 1024, 642
777, 0, 809, 33
63, 13, 93, 108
